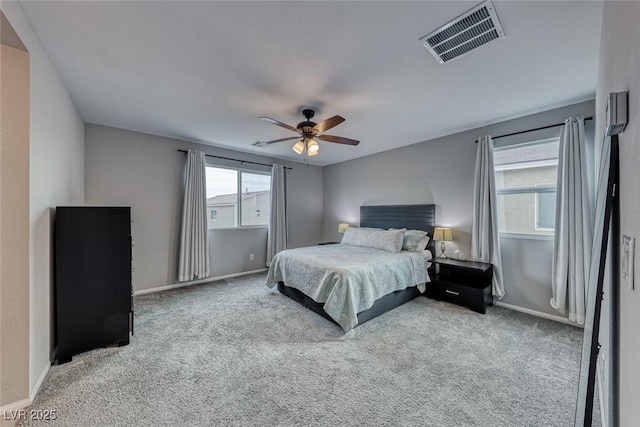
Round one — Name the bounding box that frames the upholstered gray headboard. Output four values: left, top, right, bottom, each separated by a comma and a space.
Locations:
359, 204, 436, 254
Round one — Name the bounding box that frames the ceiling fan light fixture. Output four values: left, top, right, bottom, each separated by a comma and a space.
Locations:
259, 109, 359, 156
307, 138, 319, 153
292, 140, 305, 155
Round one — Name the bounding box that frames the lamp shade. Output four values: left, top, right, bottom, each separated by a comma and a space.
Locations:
292, 140, 305, 154
338, 223, 350, 233
307, 138, 319, 153
433, 227, 452, 241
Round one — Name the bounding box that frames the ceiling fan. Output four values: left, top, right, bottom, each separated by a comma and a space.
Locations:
254, 109, 359, 157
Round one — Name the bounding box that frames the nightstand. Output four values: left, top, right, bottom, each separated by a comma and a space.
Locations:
318, 241, 340, 245
426, 258, 493, 314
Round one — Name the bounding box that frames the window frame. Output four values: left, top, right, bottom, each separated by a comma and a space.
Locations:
205, 164, 271, 230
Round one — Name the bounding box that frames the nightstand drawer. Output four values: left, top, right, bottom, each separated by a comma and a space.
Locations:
427, 279, 492, 314
437, 281, 469, 300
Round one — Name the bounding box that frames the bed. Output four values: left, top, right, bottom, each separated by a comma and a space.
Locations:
266, 204, 436, 331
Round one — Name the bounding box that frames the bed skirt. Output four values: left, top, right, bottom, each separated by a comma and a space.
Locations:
277, 282, 422, 329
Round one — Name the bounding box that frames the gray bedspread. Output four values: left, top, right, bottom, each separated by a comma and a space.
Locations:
265, 244, 431, 331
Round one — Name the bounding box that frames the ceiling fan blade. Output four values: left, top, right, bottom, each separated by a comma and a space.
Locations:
313, 115, 345, 134
260, 117, 302, 134
318, 134, 360, 146
261, 136, 301, 145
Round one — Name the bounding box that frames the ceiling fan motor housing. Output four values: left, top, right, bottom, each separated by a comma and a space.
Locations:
297, 121, 318, 135
298, 109, 318, 135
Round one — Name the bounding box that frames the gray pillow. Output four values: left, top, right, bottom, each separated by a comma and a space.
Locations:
340, 227, 404, 253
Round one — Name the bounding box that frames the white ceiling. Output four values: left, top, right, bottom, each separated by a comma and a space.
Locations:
19, 1, 603, 166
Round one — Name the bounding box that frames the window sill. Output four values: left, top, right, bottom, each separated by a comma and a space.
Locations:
499, 232, 554, 241
208, 226, 269, 231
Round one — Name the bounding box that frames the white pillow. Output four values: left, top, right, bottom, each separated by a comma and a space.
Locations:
404, 230, 430, 252
390, 229, 430, 252
340, 227, 404, 253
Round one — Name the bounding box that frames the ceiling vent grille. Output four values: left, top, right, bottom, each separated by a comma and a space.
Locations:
419, 0, 505, 64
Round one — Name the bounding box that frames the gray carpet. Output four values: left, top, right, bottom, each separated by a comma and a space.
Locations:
22, 273, 587, 426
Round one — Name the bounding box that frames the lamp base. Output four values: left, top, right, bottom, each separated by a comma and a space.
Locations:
438, 241, 447, 259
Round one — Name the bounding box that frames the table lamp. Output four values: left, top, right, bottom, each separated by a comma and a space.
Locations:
338, 223, 350, 234
433, 227, 452, 259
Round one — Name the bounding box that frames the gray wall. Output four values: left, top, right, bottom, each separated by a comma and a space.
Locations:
85, 124, 323, 292
323, 100, 594, 318
596, 2, 640, 425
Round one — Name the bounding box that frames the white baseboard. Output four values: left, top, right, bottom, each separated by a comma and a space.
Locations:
494, 301, 581, 327
0, 398, 30, 415
133, 268, 268, 296
0, 362, 51, 418
30, 362, 50, 403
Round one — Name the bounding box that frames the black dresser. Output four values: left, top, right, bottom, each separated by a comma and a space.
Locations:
54, 207, 133, 363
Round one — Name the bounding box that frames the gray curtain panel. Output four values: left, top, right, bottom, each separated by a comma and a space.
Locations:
266, 163, 287, 267
178, 149, 210, 282
551, 117, 594, 324
471, 135, 505, 299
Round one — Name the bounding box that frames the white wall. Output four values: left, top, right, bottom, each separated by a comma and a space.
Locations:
323, 100, 594, 318
1, 0, 85, 409
85, 124, 323, 292
596, 2, 640, 425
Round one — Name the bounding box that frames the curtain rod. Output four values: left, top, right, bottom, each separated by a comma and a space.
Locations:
177, 149, 292, 170
475, 116, 594, 143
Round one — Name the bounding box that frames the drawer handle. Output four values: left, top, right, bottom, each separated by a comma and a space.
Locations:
445, 290, 460, 296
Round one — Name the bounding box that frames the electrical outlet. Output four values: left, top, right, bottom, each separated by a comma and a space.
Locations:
249, 253, 254, 261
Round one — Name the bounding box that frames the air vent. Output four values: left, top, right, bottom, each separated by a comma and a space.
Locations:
419, 0, 505, 64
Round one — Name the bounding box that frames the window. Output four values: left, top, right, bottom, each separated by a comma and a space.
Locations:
241, 173, 270, 226
494, 138, 559, 236
206, 166, 271, 229
535, 185, 555, 231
